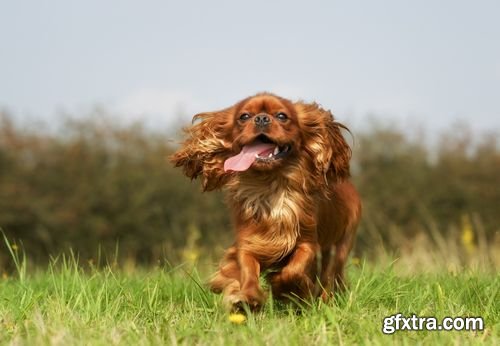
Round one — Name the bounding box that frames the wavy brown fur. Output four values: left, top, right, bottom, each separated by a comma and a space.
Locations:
171, 109, 234, 191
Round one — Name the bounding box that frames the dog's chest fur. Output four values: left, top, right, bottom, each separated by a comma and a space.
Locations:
228, 177, 305, 263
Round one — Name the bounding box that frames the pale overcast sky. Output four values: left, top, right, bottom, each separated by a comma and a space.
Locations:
1, 0, 499, 133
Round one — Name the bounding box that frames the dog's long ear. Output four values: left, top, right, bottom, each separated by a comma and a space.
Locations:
295, 102, 351, 187
170, 107, 235, 191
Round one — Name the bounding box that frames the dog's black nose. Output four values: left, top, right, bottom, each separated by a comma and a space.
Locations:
254, 114, 271, 127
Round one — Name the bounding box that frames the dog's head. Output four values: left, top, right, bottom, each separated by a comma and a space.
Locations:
171, 93, 351, 191
225, 94, 300, 172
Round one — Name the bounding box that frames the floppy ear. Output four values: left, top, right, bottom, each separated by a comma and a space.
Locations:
170, 107, 235, 191
295, 102, 351, 186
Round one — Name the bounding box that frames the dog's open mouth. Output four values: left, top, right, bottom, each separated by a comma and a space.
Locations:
224, 134, 291, 172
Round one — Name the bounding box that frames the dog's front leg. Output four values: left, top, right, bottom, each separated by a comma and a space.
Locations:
223, 250, 266, 311
269, 241, 319, 300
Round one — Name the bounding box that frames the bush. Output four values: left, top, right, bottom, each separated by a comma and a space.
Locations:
1, 112, 498, 268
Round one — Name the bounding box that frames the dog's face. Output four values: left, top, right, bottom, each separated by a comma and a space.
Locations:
225, 94, 302, 172
171, 92, 351, 191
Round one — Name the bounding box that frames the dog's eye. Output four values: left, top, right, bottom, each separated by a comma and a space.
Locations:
276, 112, 288, 121
239, 113, 251, 121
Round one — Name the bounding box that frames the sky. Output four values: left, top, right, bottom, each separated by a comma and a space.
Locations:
1, 0, 499, 134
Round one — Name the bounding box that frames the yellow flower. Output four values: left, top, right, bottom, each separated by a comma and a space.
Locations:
181, 223, 201, 266
461, 214, 476, 255
228, 313, 247, 324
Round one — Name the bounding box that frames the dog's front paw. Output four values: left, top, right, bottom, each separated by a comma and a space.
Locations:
269, 270, 314, 300
223, 287, 267, 312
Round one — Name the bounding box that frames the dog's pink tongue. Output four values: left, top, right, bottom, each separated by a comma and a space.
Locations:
224, 142, 275, 172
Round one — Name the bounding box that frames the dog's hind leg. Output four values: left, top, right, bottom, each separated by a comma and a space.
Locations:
319, 229, 356, 300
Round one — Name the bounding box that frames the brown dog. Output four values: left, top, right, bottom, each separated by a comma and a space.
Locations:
171, 93, 361, 310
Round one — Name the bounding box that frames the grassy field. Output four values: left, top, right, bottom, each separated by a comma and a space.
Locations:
0, 251, 498, 346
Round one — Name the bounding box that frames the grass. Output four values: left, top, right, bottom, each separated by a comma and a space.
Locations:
0, 251, 498, 346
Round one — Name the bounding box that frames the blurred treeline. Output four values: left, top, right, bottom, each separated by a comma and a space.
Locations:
0, 112, 499, 270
